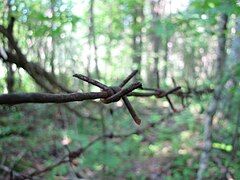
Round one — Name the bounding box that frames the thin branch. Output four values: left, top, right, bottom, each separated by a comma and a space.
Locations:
0, 165, 22, 179
29, 157, 69, 177
105, 111, 177, 139
24, 137, 103, 178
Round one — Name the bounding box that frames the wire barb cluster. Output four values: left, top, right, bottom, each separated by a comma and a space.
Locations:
73, 70, 143, 125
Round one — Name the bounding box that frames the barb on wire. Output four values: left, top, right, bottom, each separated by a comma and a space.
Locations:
122, 96, 141, 125
73, 74, 109, 90
166, 95, 177, 112
119, 70, 138, 87
138, 86, 181, 112
74, 70, 142, 124
102, 82, 142, 104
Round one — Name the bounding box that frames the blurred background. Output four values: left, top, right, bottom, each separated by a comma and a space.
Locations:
0, 0, 239, 179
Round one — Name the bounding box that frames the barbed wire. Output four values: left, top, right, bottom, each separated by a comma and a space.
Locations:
0, 70, 181, 125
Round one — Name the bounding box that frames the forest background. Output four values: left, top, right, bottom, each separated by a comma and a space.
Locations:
0, 0, 240, 179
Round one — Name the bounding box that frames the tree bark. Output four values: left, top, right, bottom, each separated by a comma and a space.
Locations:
89, 0, 100, 79
228, 17, 240, 68
197, 13, 228, 180
228, 16, 240, 161
132, 1, 144, 80
5, 1, 15, 93
6, 63, 14, 93
50, 0, 56, 76
163, 38, 169, 79
231, 111, 240, 160
150, 0, 161, 88
0, 30, 73, 93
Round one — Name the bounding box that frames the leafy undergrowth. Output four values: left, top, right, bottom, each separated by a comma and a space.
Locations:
0, 96, 239, 179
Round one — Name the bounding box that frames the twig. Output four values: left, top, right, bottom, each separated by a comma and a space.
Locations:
0, 165, 23, 179
29, 157, 69, 177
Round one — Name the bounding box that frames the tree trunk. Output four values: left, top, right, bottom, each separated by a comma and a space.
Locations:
50, 37, 55, 76
6, 63, 14, 93
50, 0, 56, 76
150, 0, 161, 88
228, 16, 240, 161
132, 2, 144, 81
197, 13, 228, 180
5, 1, 15, 93
228, 17, 240, 68
231, 111, 240, 160
163, 38, 169, 79
89, 0, 100, 79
